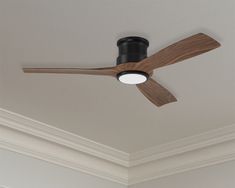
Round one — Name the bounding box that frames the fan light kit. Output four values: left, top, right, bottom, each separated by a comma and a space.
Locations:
117, 71, 149, 84
23, 33, 220, 107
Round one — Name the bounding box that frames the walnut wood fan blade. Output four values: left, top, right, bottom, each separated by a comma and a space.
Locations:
137, 78, 177, 107
23, 67, 117, 76
139, 33, 220, 71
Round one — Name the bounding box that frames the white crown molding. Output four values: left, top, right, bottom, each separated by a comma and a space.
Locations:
128, 137, 235, 185
0, 108, 129, 185
128, 124, 235, 185
0, 108, 235, 186
0, 125, 129, 184
129, 124, 235, 166
0, 108, 129, 166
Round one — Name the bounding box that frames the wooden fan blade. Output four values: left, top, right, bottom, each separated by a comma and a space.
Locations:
137, 78, 177, 107
139, 33, 220, 71
23, 67, 117, 76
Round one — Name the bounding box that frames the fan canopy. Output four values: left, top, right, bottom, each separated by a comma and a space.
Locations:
116, 36, 149, 65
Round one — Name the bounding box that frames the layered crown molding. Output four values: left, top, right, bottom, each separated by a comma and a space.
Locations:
0, 108, 235, 185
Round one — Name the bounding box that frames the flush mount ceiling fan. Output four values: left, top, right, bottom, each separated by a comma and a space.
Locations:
23, 33, 220, 107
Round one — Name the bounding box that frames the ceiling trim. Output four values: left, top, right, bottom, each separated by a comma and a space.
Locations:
0, 108, 129, 166
128, 136, 235, 185
0, 125, 129, 184
129, 124, 235, 166
0, 108, 235, 185
0, 108, 129, 185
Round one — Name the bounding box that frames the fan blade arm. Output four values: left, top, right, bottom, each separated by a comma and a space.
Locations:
137, 78, 177, 107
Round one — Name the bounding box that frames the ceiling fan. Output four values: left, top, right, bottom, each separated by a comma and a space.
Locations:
23, 33, 220, 107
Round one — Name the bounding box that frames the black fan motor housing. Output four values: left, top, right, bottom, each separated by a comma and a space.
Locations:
116, 36, 149, 65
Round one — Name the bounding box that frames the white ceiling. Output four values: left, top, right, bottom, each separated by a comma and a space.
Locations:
0, 0, 234, 152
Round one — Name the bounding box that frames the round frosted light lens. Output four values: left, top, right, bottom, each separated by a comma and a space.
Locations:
118, 73, 148, 84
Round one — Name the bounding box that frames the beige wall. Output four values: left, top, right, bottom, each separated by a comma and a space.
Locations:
0, 148, 126, 188
130, 160, 235, 188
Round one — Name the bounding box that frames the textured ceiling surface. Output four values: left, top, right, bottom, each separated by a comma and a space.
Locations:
0, 0, 234, 152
